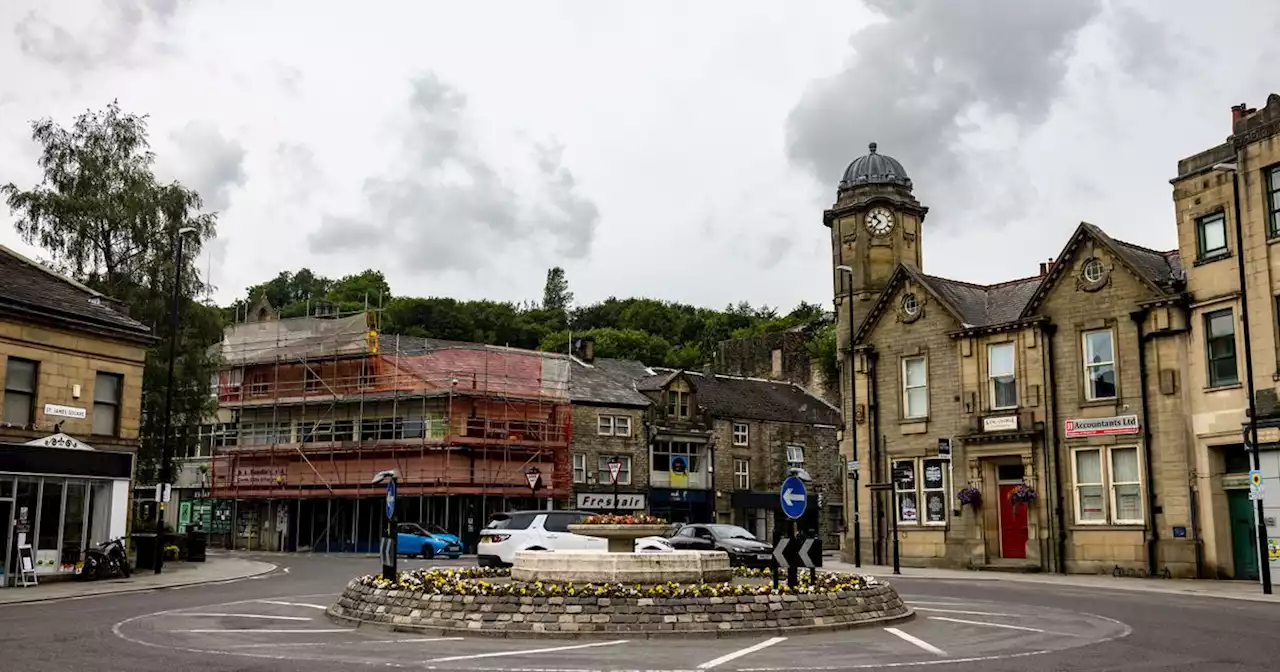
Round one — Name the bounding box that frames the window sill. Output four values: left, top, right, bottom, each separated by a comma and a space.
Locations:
1204, 382, 1242, 392
1079, 398, 1119, 408
1068, 524, 1145, 531
1193, 252, 1231, 267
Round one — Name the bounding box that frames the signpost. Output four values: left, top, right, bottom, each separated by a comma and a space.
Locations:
780, 476, 808, 520
847, 459, 861, 567
607, 456, 623, 515
526, 467, 541, 509
373, 470, 398, 582
774, 474, 818, 588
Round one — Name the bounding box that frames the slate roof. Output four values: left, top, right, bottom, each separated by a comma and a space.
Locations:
640, 368, 842, 426
912, 272, 1043, 329
0, 244, 151, 340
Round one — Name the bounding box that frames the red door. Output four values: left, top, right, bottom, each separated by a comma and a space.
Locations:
998, 484, 1029, 559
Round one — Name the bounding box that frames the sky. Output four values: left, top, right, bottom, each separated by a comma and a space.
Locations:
1, 0, 1278, 313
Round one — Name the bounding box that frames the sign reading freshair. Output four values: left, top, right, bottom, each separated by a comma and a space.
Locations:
1065, 415, 1139, 438
576, 493, 647, 510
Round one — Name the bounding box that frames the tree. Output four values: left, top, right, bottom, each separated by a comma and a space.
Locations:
2, 101, 224, 481
542, 266, 573, 313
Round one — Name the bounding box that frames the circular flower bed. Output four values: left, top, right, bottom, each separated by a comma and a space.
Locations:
354, 565, 880, 598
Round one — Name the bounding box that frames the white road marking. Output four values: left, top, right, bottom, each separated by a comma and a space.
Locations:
257, 600, 327, 610
929, 616, 1076, 635
428, 639, 629, 662
181, 613, 312, 621
884, 627, 947, 656
697, 637, 787, 669
225, 636, 463, 649
915, 607, 1022, 616
177, 628, 352, 634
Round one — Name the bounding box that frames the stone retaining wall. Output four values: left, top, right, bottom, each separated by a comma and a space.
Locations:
328, 581, 912, 639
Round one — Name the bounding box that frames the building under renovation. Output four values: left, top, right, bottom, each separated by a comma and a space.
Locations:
202, 299, 571, 553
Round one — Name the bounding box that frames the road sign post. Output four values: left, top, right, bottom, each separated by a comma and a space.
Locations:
776, 475, 814, 588
526, 467, 541, 507
374, 470, 398, 582
847, 459, 861, 568
608, 457, 622, 515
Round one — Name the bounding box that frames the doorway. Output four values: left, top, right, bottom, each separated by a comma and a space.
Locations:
997, 464, 1028, 560
1227, 490, 1259, 580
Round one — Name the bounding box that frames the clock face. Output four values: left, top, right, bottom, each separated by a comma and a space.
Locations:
865, 207, 895, 236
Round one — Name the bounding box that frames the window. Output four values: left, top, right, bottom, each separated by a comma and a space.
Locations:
597, 415, 614, 435
892, 459, 918, 524
1073, 446, 1143, 525
786, 445, 804, 464
892, 458, 947, 525
1205, 308, 1239, 387
572, 454, 586, 483
666, 390, 690, 418
1082, 258, 1105, 283
902, 294, 919, 316
1267, 166, 1280, 237
1196, 212, 1228, 259
1082, 330, 1116, 400
597, 455, 632, 485
733, 459, 750, 490
987, 342, 1016, 409
651, 440, 706, 487
92, 372, 122, 436
614, 416, 631, 437
902, 356, 928, 418
732, 422, 748, 446
3, 358, 37, 426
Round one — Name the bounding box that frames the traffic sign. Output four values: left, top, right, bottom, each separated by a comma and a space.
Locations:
608, 459, 622, 484
780, 476, 808, 519
526, 470, 540, 490
1250, 470, 1263, 487
772, 536, 823, 569
385, 479, 397, 519
847, 460, 861, 473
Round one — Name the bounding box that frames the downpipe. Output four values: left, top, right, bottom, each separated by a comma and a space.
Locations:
1130, 308, 1160, 577
1042, 322, 1067, 573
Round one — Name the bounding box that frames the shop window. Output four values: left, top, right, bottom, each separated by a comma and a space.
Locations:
892, 458, 947, 526
38, 479, 63, 556
3, 357, 37, 426
1073, 446, 1142, 525
62, 482, 87, 566
92, 372, 123, 436
892, 459, 918, 524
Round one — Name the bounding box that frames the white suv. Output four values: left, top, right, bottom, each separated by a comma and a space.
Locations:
476, 510, 671, 566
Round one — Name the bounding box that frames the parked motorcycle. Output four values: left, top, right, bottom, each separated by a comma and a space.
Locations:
76, 538, 131, 581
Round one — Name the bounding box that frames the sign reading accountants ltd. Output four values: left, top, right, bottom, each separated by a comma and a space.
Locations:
1065, 415, 1139, 438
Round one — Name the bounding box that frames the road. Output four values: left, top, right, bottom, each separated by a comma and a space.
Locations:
2, 554, 1277, 671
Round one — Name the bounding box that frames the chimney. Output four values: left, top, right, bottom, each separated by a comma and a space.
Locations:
578, 336, 595, 364
1232, 103, 1258, 130
1039, 258, 1055, 277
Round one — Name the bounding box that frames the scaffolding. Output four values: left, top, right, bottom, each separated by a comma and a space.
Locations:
202, 304, 572, 553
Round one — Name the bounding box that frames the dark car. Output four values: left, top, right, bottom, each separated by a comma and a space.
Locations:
667, 523, 773, 567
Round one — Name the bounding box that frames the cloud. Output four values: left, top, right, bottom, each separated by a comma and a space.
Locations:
13, 0, 190, 71
167, 121, 247, 214
786, 0, 1105, 226
309, 73, 600, 273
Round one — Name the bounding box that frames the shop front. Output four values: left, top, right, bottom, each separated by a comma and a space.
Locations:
1, 434, 132, 586
648, 487, 712, 524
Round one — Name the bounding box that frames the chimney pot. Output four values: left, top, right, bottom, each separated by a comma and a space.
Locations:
1039, 262, 1047, 276
1232, 103, 1250, 128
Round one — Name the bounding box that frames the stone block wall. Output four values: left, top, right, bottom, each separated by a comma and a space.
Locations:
331, 581, 910, 639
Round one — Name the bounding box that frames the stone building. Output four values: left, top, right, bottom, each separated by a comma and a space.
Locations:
830, 144, 1198, 576
714, 324, 839, 408
1174, 94, 1280, 580
0, 244, 152, 583
633, 368, 844, 547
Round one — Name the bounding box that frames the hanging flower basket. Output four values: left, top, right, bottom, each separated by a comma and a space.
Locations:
1008, 484, 1038, 505
957, 486, 982, 508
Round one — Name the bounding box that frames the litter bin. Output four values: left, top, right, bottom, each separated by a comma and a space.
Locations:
185, 524, 207, 562
132, 533, 158, 570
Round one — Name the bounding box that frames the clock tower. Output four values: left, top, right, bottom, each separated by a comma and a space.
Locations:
824, 142, 928, 306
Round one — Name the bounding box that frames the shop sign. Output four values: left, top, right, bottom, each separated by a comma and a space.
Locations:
576, 493, 647, 510
43, 403, 87, 419
233, 465, 286, 486
1065, 415, 1139, 438
983, 415, 1018, 432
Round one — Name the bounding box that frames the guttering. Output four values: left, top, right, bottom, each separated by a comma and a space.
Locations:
1041, 322, 1066, 573
1129, 308, 1159, 577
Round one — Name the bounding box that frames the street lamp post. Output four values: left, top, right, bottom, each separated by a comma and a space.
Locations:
836, 264, 861, 567
154, 226, 197, 575
1213, 161, 1272, 594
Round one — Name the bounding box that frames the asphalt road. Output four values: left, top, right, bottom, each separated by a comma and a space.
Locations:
2, 554, 1278, 671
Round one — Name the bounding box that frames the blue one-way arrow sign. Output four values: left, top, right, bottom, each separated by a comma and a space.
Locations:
780, 476, 808, 519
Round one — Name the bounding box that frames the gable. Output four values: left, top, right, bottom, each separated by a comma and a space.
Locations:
853, 265, 968, 343
1020, 223, 1178, 318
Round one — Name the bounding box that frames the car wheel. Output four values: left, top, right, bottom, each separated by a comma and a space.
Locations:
421, 545, 436, 560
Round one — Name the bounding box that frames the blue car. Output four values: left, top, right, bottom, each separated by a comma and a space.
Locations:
397, 523, 463, 559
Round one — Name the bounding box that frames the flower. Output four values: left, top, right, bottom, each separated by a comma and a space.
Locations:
1009, 484, 1038, 504
957, 486, 982, 506
578, 513, 668, 525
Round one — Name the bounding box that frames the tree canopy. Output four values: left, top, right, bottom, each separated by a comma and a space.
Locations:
229, 266, 831, 370
3, 100, 225, 480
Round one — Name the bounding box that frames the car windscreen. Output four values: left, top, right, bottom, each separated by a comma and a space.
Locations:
399, 523, 429, 536
483, 513, 535, 530
709, 525, 756, 540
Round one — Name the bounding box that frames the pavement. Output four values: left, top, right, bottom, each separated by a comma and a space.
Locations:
823, 559, 1280, 603
1, 552, 1276, 671
0, 553, 277, 605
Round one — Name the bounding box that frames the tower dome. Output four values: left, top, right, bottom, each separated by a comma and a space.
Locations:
838, 142, 912, 191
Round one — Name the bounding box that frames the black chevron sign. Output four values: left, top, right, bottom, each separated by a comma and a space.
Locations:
772, 536, 823, 569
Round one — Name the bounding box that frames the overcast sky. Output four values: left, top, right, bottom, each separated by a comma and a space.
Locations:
2, 1, 1277, 312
